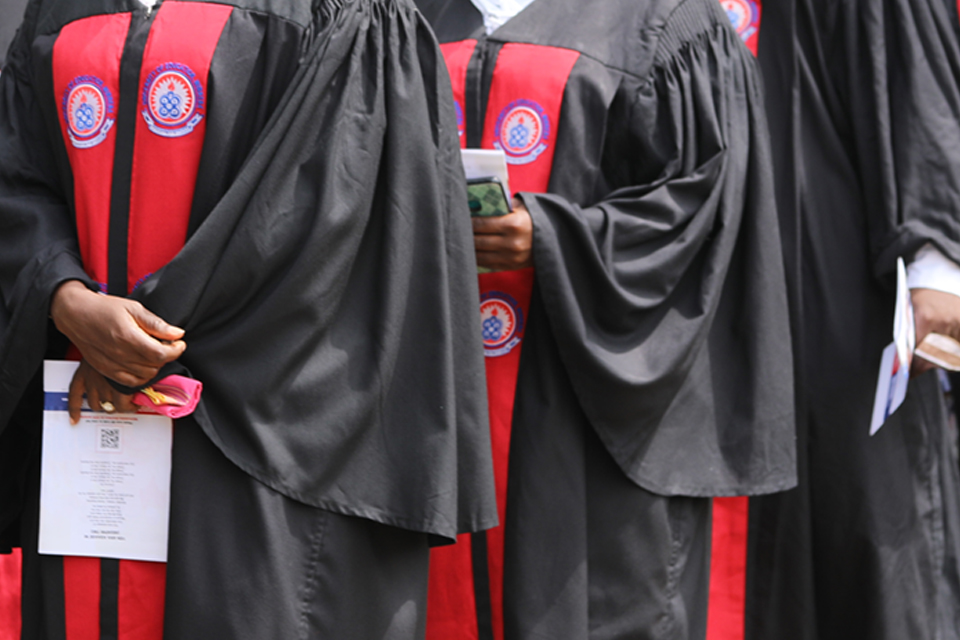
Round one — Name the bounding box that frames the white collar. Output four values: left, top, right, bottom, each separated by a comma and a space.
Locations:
137, 0, 158, 8
469, 0, 536, 35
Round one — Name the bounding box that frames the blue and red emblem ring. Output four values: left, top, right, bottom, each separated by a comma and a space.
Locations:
494, 99, 550, 165
721, 0, 759, 41
480, 291, 525, 357
63, 75, 115, 149
141, 62, 205, 138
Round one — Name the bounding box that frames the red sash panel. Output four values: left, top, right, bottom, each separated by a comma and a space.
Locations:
427, 535, 480, 640
474, 268, 532, 640
480, 44, 579, 194
127, 1, 232, 291
0, 550, 21, 640
706, 496, 750, 640
118, 561, 167, 640
53, 13, 131, 289
719, 0, 762, 56
63, 557, 101, 640
438, 40, 477, 145
427, 42, 579, 640
477, 43, 577, 640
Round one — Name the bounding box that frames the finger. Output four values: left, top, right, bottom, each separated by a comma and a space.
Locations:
68, 369, 86, 425
110, 368, 161, 389
128, 304, 185, 342
86, 382, 102, 415
88, 372, 138, 413
102, 327, 186, 369
476, 249, 532, 271
131, 334, 187, 367
111, 391, 138, 414
87, 368, 123, 412
82, 353, 161, 387
474, 235, 516, 252
472, 216, 509, 235
476, 251, 514, 271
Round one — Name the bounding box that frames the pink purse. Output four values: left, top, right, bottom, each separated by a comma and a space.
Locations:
132, 375, 203, 419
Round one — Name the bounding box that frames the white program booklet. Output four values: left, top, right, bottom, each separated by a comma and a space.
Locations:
461, 148, 511, 193
39, 360, 173, 562
869, 258, 915, 435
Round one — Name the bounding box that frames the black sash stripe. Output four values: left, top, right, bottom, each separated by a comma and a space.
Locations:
470, 531, 494, 640
37, 555, 68, 640
108, 7, 158, 296
103, 6, 158, 637
24, 545, 69, 640
99, 558, 120, 640
464, 40, 502, 149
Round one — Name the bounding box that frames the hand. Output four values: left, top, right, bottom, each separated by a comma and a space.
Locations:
67, 360, 138, 425
473, 198, 534, 271
50, 281, 186, 387
911, 288, 960, 375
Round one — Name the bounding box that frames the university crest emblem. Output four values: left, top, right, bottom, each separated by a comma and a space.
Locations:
63, 75, 115, 149
480, 291, 525, 357
494, 99, 550, 165
141, 62, 205, 138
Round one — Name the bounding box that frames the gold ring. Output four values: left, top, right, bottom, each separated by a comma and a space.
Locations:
100, 401, 116, 413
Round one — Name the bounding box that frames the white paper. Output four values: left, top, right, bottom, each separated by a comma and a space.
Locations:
870, 258, 915, 435
39, 360, 173, 562
461, 148, 511, 194
893, 257, 916, 368
869, 342, 909, 435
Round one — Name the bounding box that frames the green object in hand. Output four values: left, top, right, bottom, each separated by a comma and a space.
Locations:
467, 177, 512, 217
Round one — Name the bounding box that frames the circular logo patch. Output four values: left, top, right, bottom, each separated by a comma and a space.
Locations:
494, 99, 550, 165
480, 291, 524, 357
62, 76, 115, 149
721, 0, 758, 40
141, 63, 205, 138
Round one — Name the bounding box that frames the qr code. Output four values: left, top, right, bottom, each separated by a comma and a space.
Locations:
97, 426, 122, 453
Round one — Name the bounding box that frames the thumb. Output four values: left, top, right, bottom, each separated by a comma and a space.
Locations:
129, 304, 185, 342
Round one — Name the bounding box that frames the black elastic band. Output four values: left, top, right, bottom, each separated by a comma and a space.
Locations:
471, 531, 495, 640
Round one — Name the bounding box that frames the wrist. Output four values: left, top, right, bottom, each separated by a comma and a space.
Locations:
50, 280, 92, 325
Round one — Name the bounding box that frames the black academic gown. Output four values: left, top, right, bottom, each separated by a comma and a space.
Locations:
418, 0, 795, 637
0, 0, 497, 635
748, 1, 960, 638
0, 0, 29, 68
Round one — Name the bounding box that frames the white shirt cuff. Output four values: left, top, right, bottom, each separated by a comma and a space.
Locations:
907, 243, 960, 298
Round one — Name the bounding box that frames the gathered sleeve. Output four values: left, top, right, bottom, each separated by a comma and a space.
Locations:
522, 1, 796, 496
